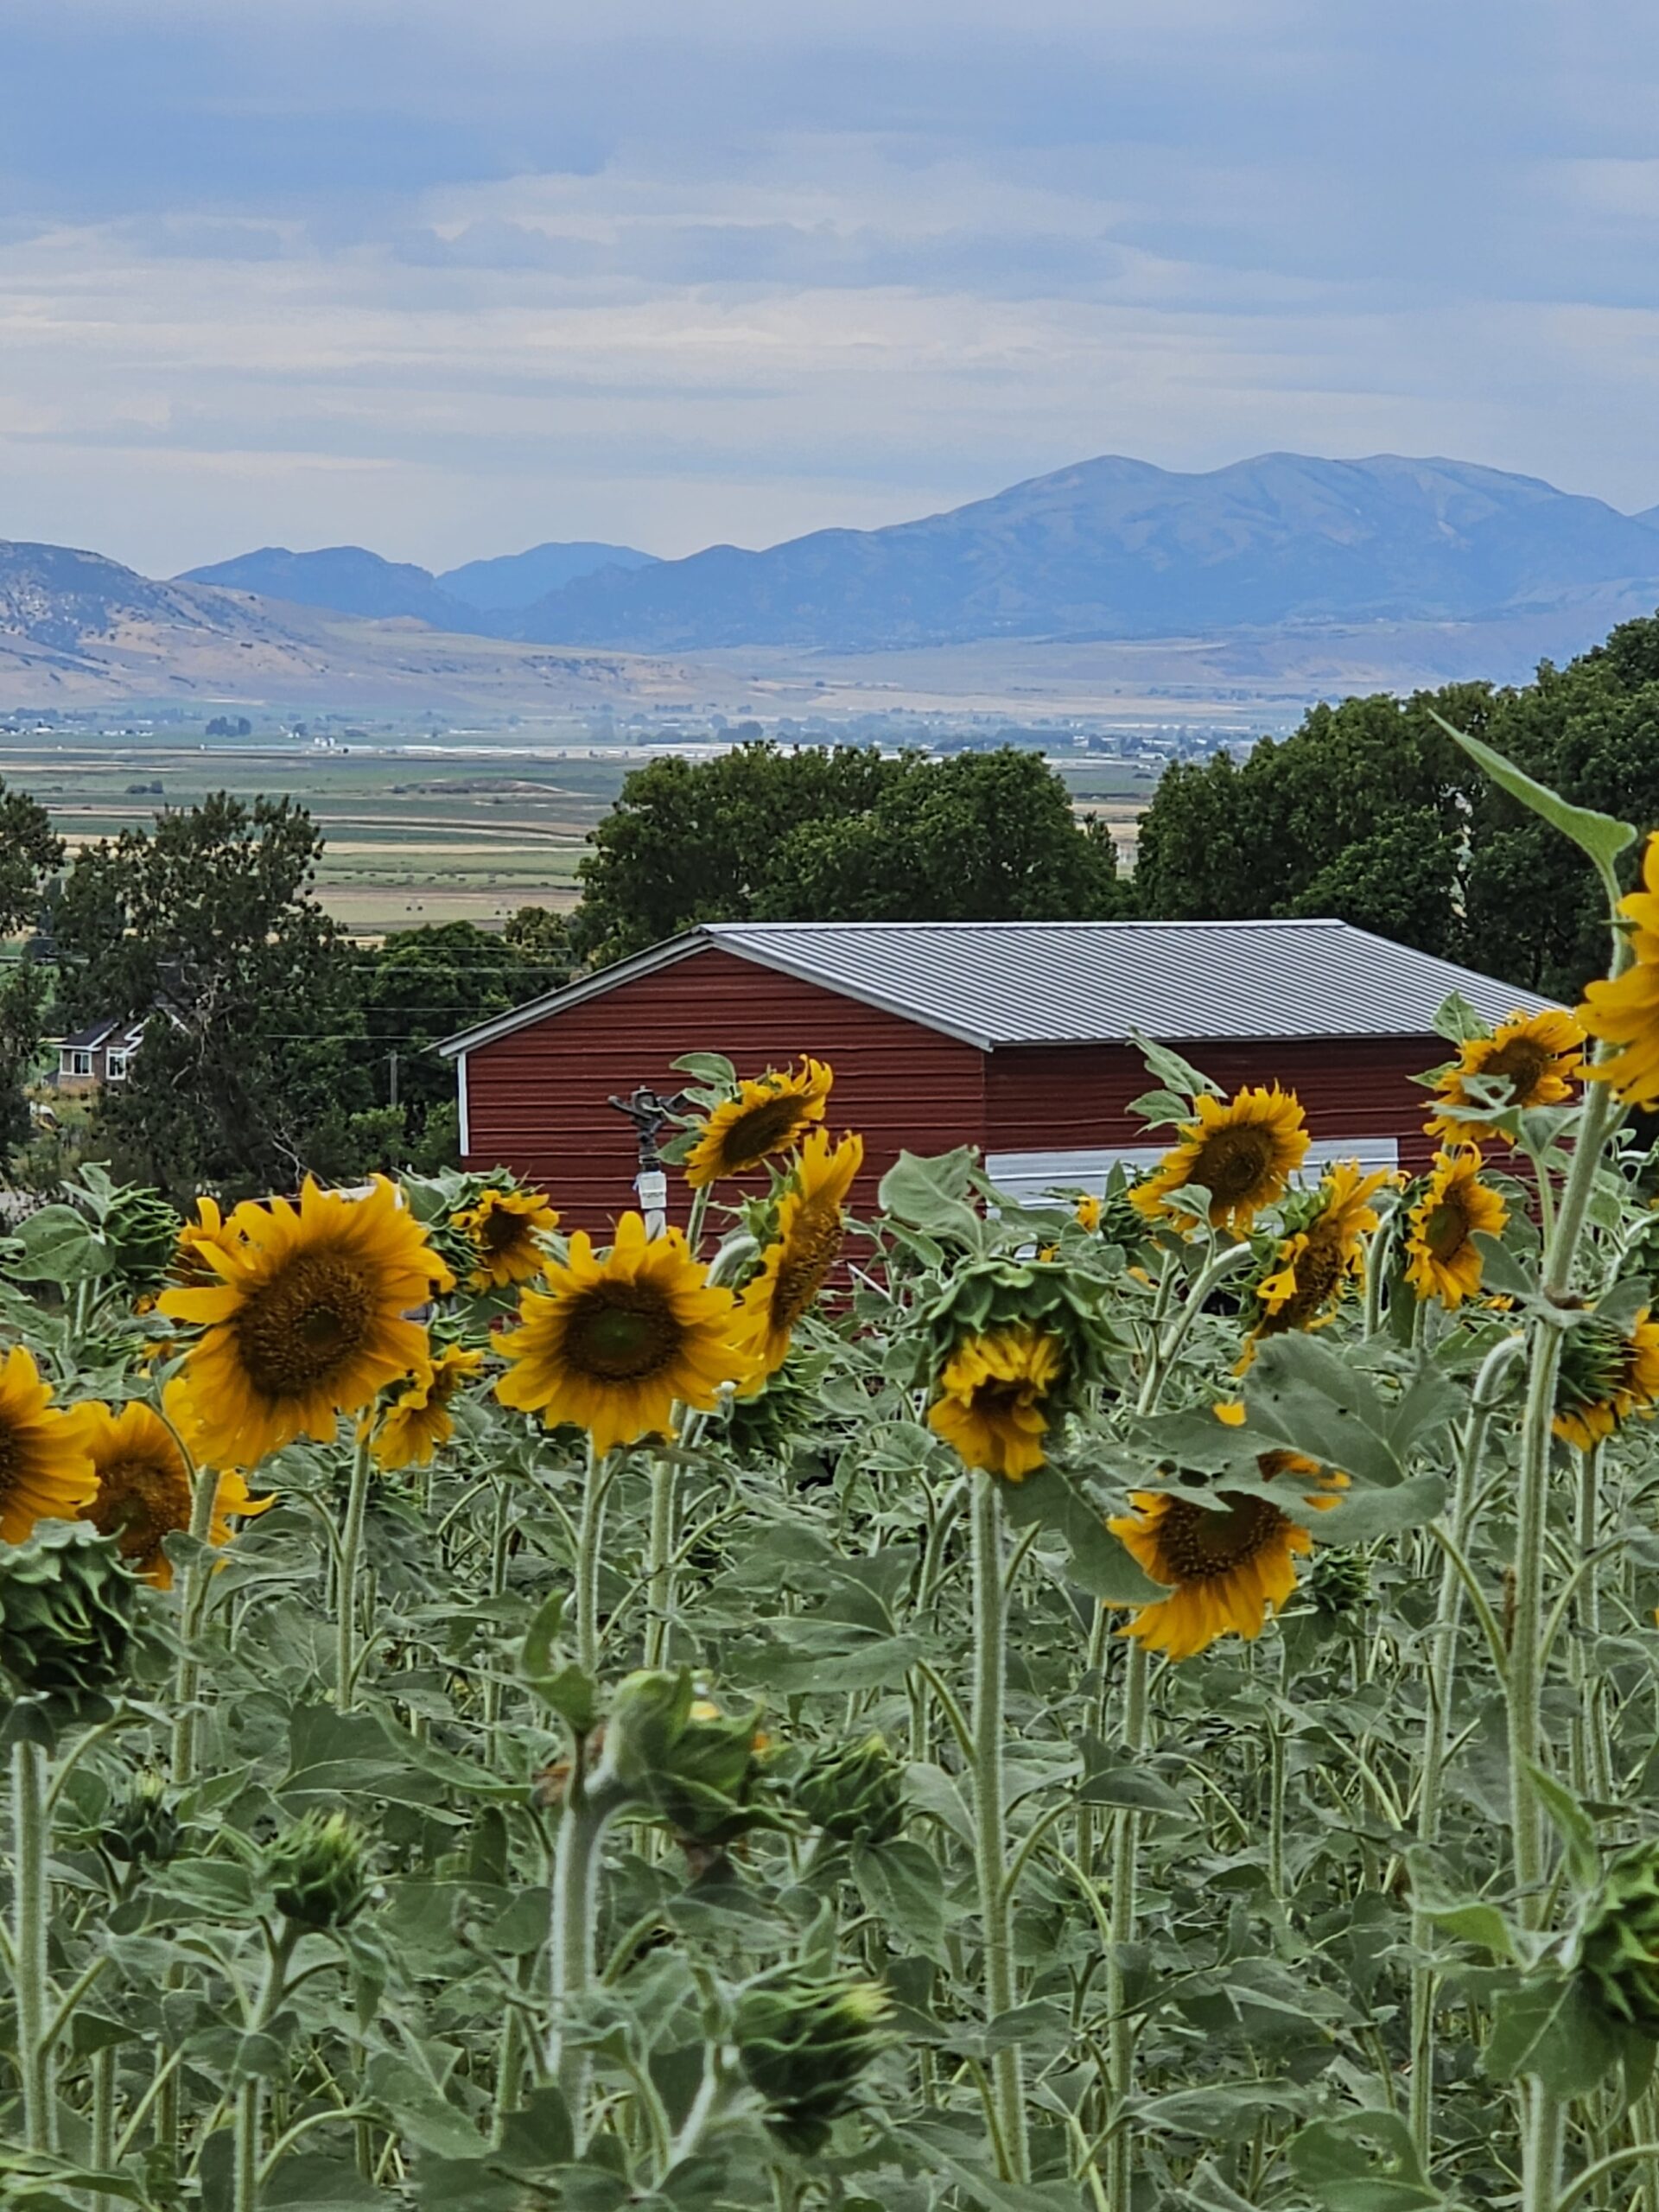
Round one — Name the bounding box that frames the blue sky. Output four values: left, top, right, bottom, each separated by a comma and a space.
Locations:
5, 0, 1659, 575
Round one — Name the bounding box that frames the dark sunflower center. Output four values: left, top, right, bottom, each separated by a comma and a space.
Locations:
233, 1251, 376, 1398
973, 1377, 1035, 1417
1478, 1038, 1551, 1104
480, 1206, 526, 1254
428, 1363, 466, 1409
1193, 1127, 1275, 1202
1158, 1493, 1288, 1580
718, 1094, 806, 1172
768, 1206, 844, 1330
1261, 1230, 1348, 1335
89, 1453, 194, 1561
1423, 1197, 1471, 1262
565, 1285, 683, 1381
0, 1424, 17, 1486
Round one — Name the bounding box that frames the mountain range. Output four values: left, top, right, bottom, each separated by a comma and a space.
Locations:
8, 450, 1659, 708
175, 453, 1659, 654
178, 538, 658, 627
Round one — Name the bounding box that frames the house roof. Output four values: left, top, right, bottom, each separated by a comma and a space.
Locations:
440, 918, 1560, 1058
56, 1014, 146, 1052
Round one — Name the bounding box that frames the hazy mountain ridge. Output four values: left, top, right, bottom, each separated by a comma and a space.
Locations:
499, 452, 1659, 650
178, 539, 658, 626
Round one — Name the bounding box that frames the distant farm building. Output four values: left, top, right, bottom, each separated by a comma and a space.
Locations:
438, 920, 1557, 1228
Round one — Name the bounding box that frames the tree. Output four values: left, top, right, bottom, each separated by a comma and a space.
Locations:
1132, 683, 1497, 963
0, 779, 62, 1166
574, 742, 1122, 960
755, 749, 1122, 923
51, 795, 368, 1198
354, 918, 570, 1137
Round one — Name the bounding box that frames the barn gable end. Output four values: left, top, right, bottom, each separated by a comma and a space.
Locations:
461, 944, 987, 1229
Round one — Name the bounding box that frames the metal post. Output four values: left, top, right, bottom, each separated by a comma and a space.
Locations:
606, 1086, 690, 1235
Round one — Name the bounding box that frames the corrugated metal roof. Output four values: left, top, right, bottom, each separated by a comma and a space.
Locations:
696, 920, 1560, 1049
441, 918, 1560, 1058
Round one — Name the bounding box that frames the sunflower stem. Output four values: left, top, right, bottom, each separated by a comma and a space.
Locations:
168, 1450, 221, 1789
1410, 1330, 1526, 2163
574, 1441, 612, 1681
1361, 1211, 1398, 1338
683, 1182, 711, 1256
335, 1428, 375, 1715
1106, 1637, 1149, 2212
545, 1752, 624, 2148
232, 1920, 299, 2212
642, 1452, 678, 1672
11, 1734, 57, 2153
1135, 1240, 1254, 1415
969, 1473, 1028, 2184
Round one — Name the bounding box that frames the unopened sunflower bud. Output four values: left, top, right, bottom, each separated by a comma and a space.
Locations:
105, 1770, 181, 1866
606, 1670, 785, 1847
0, 1523, 137, 1724
734, 1967, 893, 2154
1306, 1549, 1370, 1622
1578, 1842, 1659, 2037
266, 1811, 369, 1929
104, 1186, 184, 1297
793, 1733, 906, 1847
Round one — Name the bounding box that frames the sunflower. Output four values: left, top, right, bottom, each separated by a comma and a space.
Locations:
683, 1059, 833, 1188
1110, 1408, 1343, 1660
0, 1346, 100, 1544
171, 1195, 243, 1287
926, 1325, 1065, 1482
1075, 1194, 1103, 1231
1130, 1086, 1310, 1234
369, 1344, 486, 1469
1403, 1147, 1508, 1309
79, 1387, 271, 1588
1427, 1009, 1585, 1141
493, 1212, 758, 1454
1581, 834, 1659, 1106
1553, 1308, 1659, 1451
734, 1131, 864, 1382
157, 1177, 453, 1469
452, 1186, 561, 1291
1248, 1162, 1393, 1344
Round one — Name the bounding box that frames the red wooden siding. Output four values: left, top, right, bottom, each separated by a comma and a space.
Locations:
987, 1034, 1447, 1172
461, 945, 987, 1230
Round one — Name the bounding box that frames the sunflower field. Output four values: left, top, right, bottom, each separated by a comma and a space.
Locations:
8, 737, 1659, 2212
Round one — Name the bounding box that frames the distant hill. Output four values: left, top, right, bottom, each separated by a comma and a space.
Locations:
437, 541, 658, 612
502, 452, 1659, 651
179, 540, 659, 626
0, 539, 689, 708
178, 545, 474, 627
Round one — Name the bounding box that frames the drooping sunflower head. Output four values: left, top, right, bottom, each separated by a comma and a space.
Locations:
1581, 834, 1659, 1108
1075, 1194, 1103, 1232
925, 1325, 1065, 1483
1110, 1486, 1311, 1659
1249, 1160, 1393, 1343
1403, 1147, 1509, 1310
1554, 1306, 1659, 1451
493, 1212, 759, 1455
157, 1176, 453, 1470
451, 1185, 561, 1291
1427, 1008, 1586, 1141
369, 1344, 486, 1469
1130, 1085, 1310, 1234
683, 1058, 833, 1188
79, 1386, 271, 1588
0, 1345, 100, 1546
734, 1129, 864, 1382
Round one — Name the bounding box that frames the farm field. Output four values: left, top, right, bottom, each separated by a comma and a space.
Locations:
0, 734, 1161, 935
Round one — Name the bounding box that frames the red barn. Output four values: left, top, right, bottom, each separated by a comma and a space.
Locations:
438, 919, 1558, 1228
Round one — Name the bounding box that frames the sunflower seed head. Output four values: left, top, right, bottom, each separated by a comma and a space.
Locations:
1578, 1843, 1659, 2037
0, 1522, 137, 1725
792, 1732, 906, 1847
266, 1810, 370, 1929
734, 1965, 893, 2154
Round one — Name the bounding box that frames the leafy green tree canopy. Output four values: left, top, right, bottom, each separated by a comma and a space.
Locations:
575, 742, 1122, 961
51, 794, 365, 1197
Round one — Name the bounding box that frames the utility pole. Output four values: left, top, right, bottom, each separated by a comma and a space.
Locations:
386, 1052, 400, 1110
606, 1085, 690, 1235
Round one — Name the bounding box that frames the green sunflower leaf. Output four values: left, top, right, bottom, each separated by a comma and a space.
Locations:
1431, 710, 1638, 870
